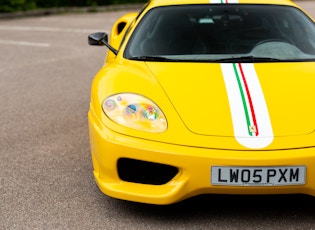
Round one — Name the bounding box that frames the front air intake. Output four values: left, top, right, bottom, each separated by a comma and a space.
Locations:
117, 158, 179, 185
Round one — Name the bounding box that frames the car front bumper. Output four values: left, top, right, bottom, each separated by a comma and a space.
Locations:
88, 110, 315, 205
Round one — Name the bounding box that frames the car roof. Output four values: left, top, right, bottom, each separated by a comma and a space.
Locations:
148, 0, 296, 7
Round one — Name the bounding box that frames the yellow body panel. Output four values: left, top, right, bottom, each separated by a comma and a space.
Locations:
91, 60, 315, 150
89, 108, 315, 204
89, 60, 315, 204
88, 0, 315, 204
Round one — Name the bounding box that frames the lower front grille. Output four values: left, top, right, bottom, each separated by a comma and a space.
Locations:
117, 158, 179, 185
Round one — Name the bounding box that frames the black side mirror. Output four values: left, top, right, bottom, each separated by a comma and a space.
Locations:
88, 32, 108, 46
88, 32, 118, 55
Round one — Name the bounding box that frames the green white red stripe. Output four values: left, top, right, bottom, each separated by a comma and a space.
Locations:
209, 0, 239, 3
221, 63, 273, 149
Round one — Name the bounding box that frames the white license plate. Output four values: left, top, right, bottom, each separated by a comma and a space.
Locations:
211, 166, 306, 186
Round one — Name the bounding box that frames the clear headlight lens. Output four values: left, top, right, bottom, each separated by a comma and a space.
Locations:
102, 93, 167, 133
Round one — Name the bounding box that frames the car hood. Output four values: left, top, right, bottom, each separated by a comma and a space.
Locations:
146, 62, 315, 139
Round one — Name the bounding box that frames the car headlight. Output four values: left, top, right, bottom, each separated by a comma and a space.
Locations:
102, 93, 167, 133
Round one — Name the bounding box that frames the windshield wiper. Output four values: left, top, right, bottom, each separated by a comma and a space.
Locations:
212, 56, 280, 63
129, 56, 175, 62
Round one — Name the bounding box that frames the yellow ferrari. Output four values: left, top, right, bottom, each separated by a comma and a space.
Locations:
88, 0, 315, 204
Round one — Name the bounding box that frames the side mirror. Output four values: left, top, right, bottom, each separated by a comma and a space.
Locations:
88, 32, 118, 55
88, 32, 107, 46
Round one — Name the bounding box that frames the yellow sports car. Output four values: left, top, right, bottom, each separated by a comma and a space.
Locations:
88, 0, 315, 204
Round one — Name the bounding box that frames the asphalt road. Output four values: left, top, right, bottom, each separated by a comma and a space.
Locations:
1, 1, 315, 229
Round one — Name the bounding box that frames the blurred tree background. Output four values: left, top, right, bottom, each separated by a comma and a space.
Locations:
0, 0, 146, 12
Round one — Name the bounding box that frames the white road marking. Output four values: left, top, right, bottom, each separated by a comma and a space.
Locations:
0, 40, 50, 47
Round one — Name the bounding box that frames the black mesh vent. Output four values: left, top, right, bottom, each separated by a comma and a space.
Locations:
117, 158, 179, 185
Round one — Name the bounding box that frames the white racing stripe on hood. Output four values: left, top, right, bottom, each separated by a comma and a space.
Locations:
221, 63, 274, 149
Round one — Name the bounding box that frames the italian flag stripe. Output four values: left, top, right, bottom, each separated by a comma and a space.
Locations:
233, 63, 259, 136
221, 63, 274, 149
210, 0, 238, 3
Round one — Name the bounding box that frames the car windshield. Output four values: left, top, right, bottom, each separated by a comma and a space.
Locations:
124, 4, 315, 62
